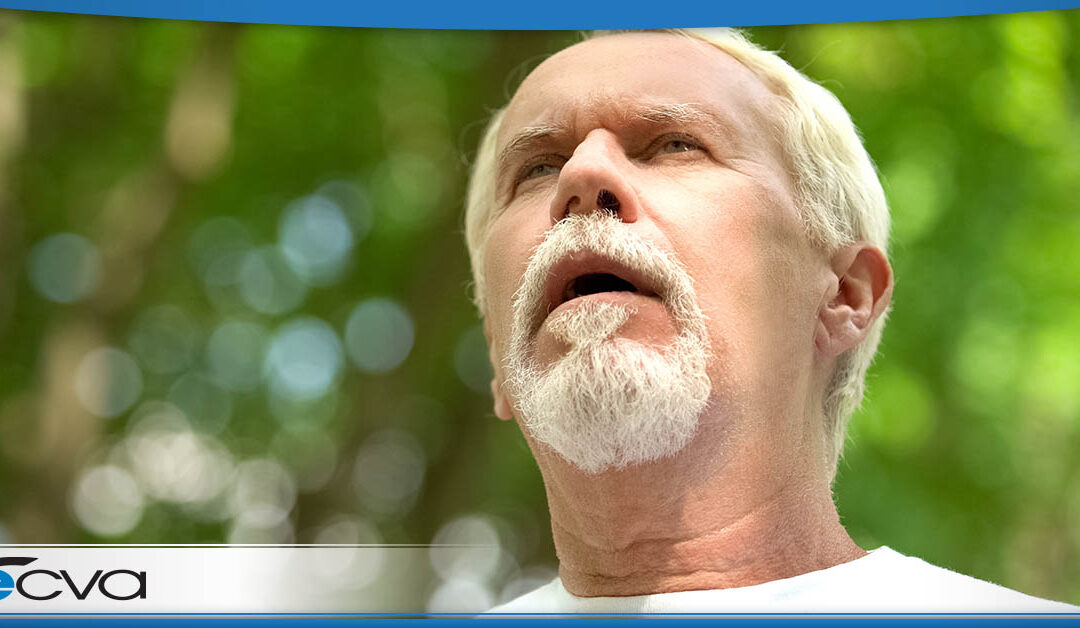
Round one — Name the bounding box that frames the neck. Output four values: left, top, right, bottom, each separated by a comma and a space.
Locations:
537, 429, 864, 597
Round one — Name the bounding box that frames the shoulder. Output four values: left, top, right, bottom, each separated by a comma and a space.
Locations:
485, 578, 566, 615
823, 547, 1080, 613
481, 549, 1080, 614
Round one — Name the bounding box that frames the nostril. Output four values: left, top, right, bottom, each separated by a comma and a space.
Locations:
597, 189, 620, 214
561, 195, 581, 219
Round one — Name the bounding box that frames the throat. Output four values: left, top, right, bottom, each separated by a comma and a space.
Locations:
544, 465, 865, 597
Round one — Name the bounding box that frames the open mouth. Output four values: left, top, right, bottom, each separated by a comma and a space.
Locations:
561, 273, 640, 304
540, 253, 659, 319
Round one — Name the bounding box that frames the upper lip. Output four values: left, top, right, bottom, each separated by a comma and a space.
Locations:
540, 251, 659, 318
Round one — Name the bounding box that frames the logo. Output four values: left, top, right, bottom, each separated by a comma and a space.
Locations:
0, 556, 146, 602
0, 557, 34, 601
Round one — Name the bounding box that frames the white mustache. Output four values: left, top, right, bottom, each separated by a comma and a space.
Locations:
510, 213, 707, 347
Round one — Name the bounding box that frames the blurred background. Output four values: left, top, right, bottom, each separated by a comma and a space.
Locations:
0, 9, 1077, 610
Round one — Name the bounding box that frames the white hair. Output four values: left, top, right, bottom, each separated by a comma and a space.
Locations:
463, 28, 891, 479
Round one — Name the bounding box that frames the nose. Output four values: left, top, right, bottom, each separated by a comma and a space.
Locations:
548, 130, 641, 225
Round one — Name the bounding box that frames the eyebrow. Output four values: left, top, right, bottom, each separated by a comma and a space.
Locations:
635, 102, 712, 125
495, 102, 733, 187
496, 122, 571, 176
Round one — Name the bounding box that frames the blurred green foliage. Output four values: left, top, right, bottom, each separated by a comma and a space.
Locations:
0, 9, 1076, 607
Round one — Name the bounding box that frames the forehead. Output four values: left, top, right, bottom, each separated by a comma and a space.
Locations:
499, 32, 781, 147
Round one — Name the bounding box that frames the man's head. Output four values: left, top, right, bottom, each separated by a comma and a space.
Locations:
464, 29, 892, 481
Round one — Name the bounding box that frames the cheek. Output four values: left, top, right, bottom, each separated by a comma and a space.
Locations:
480, 213, 547, 355
703, 181, 813, 311
481, 236, 517, 354
666, 181, 821, 374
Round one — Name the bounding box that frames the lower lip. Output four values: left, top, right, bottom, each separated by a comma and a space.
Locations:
547, 291, 661, 317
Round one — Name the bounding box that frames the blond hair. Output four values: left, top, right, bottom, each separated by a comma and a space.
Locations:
463, 29, 891, 479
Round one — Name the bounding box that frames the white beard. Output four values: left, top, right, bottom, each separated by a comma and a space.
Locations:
505, 214, 712, 474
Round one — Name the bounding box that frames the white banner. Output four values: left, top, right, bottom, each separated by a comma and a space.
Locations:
0, 545, 499, 613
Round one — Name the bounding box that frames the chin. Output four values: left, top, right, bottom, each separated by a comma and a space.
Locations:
510, 324, 712, 475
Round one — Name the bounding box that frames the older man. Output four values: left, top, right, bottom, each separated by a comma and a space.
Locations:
463, 29, 1075, 612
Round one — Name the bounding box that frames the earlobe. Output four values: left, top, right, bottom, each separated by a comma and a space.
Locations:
816, 243, 893, 357
485, 327, 514, 422
492, 378, 514, 421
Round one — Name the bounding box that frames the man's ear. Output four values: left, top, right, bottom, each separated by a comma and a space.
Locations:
485, 327, 514, 421
816, 243, 893, 357
491, 379, 513, 422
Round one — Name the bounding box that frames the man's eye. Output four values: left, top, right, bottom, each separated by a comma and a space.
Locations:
656, 137, 703, 154
522, 162, 562, 181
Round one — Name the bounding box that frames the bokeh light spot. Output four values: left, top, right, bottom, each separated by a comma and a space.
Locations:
206, 319, 269, 392
317, 180, 373, 243
240, 246, 307, 315
352, 429, 425, 516
430, 515, 502, 583
345, 299, 414, 374
71, 465, 145, 537
230, 458, 298, 529
28, 233, 101, 303
279, 195, 354, 286
125, 408, 235, 507
264, 317, 344, 401
1021, 322, 1080, 422
74, 347, 144, 418
371, 152, 444, 231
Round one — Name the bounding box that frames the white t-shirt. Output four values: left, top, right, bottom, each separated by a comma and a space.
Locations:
488, 547, 1079, 614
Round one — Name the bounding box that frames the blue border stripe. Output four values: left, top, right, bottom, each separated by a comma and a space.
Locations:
0, 615, 1077, 619
0, 0, 1077, 29
1, 613, 1079, 616
0, 620, 1077, 626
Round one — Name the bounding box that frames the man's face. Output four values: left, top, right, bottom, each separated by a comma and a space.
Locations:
483, 33, 834, 475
